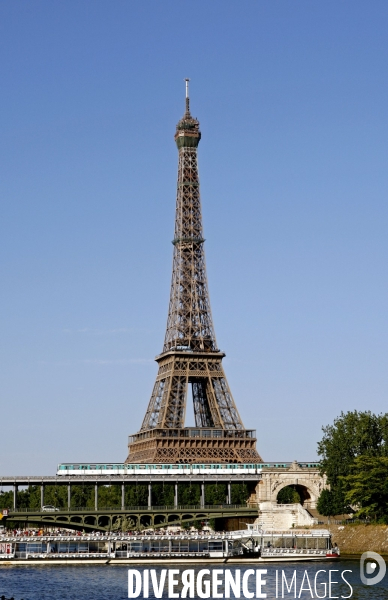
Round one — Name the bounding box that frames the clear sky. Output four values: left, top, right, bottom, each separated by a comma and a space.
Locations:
1, 1, 387, 475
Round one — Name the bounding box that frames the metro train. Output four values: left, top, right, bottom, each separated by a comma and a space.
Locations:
56, 462, 320, 476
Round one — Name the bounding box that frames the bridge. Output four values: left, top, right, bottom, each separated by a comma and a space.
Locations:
3, 504, 259, 532
0, 462, 325, 530
0, 472, 261, 511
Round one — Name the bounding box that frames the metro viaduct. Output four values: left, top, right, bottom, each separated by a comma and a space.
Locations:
0, 473, 261, 512
2, 504, 259, 532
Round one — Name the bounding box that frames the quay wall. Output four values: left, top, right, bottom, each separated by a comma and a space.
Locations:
323, 524, 388, 556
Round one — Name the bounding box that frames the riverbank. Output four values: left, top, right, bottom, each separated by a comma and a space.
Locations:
320, 523, 388, 556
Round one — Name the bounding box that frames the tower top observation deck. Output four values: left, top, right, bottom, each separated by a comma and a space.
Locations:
175, 78, 201, 149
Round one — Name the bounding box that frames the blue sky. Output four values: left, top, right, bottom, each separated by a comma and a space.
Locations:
1, 2, 387, 474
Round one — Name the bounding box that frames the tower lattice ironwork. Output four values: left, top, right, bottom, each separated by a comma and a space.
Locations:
126, 81, 262, 464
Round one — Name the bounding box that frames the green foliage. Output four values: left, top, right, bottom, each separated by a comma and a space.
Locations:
318, 410, 388, 486
231, 483, 250, 505
43, 485, 69, 509
0, 490, 13, 510
277, 486, 301, 504
205, 483, 227, 505
179, 483, 200, 505
71, 485, 94, 509
316, 488, 347, 517
98, 485, 121, 508
317, 410, 388, 515
125, 484, 148, 507
341, 455, 388, 521
151, 484, 174, 506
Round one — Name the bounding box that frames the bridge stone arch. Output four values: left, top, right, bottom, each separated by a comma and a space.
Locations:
256, 462, 327, 510
272, 479, 316, 507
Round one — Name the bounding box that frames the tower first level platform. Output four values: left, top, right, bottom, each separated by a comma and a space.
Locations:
126, 427, 259, 465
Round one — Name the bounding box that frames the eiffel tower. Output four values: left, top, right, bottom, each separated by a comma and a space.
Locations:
126, 81, 262, 464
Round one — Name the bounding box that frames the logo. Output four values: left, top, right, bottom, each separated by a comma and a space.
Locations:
360, 551, 386, 586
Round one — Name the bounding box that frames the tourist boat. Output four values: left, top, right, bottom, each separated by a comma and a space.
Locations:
0, 526, 339, 564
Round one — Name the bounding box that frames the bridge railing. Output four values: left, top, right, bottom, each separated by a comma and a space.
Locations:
7, 503, 259, 513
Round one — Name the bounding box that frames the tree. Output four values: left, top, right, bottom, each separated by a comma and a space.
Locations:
179, 483, 200, 505
125, 484, 148, 507
341, 455, 388, 522
98, 485, 121, 508
151, 483, 174, 506
316, 488, 346, 517
231, 483, 250, 505
0, 490, 13, 510
205, 483, 227, 505
317, 410, 388, 514
70, 484, 94, 509
277, 486, 301, 504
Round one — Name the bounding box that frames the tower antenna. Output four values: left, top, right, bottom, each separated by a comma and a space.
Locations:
185, 78, 190, 115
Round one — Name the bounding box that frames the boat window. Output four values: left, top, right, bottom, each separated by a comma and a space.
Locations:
209, 542, 223, 551
27, 543, 44, 553
283, 537, 293, 548
296, 537, 306, 549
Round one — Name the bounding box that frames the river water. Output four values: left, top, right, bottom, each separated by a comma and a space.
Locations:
1, 560, 387, 599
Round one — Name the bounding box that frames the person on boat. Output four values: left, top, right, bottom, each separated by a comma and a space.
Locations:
331, 543, 340, 555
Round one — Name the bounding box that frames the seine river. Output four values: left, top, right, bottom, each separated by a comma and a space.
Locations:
1, 560, 387, 599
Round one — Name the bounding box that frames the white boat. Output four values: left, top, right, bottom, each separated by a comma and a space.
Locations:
0, 525, 339, 564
